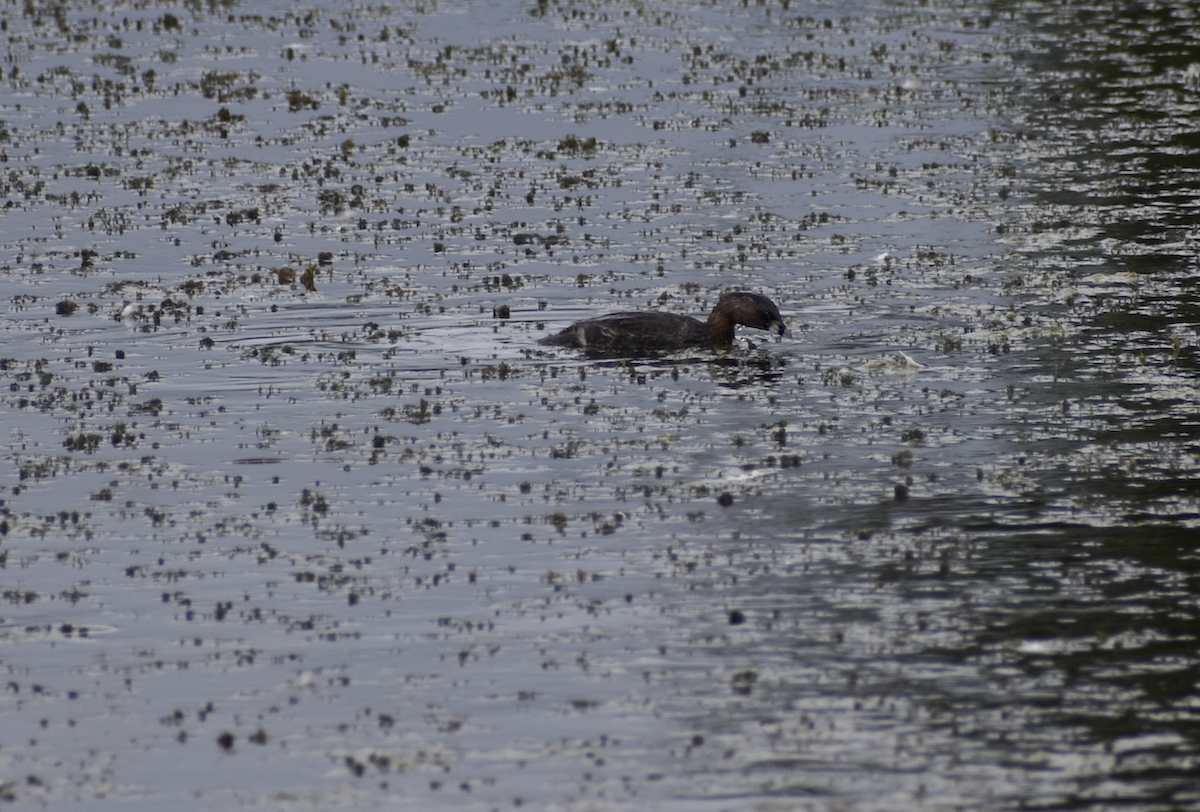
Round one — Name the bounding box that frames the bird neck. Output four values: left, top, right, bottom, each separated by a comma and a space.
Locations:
705, 307, 736, 344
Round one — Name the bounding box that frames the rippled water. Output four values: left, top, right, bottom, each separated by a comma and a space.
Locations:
2, 0, 1199, 809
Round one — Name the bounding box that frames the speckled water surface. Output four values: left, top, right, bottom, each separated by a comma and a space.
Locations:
3, 0, 1200, 809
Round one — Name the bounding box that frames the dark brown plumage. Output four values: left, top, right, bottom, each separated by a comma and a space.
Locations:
538, 292, 789, 355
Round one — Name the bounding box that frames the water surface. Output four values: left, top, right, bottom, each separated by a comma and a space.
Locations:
2, 0, 1199, 809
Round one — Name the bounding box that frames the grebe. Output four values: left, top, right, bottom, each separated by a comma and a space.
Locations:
538, 292, 788, 355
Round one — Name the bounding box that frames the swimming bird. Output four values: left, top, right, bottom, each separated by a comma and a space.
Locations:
538, 291, 789, 355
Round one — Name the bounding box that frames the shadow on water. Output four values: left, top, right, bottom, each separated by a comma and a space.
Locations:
854, 1, 1200, 805
574, 351, 790, 389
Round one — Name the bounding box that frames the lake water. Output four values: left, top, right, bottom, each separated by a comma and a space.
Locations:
2, 0, 1199, 809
